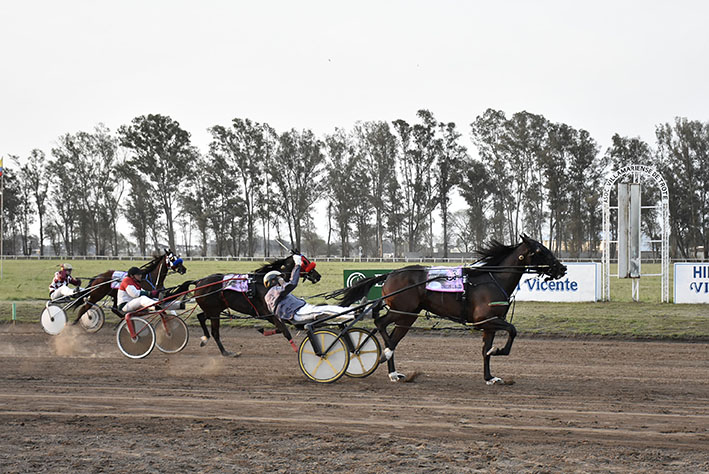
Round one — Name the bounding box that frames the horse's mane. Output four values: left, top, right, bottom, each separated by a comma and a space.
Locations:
140, 252, 164, 273
253, 256, 291, 275
474, 240, 518, 266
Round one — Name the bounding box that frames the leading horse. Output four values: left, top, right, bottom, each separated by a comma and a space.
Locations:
174, 255, 321, 357
74, 249, 187, 324
333, 235, 567, 384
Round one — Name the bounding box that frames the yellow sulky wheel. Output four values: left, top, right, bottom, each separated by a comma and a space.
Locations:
298, 329, 350, 383
344, 328, 381, 378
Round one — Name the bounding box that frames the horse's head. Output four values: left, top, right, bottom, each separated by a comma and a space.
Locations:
285, 254, 321, 284
164, 248, 187, 275
519, 234, 567, 281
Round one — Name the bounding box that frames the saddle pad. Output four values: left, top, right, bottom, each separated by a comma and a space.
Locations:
426, 267, 464, 293
223, 274, 249, 293
111, 271, 127, 289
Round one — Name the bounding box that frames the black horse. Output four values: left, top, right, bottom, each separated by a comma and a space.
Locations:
174, 255, 321, 357
334, 235, 566, 384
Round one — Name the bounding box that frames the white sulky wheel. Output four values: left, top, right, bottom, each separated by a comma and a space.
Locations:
79, 306, 105, 333
344, 328, 381, 378
116, 317, 155, 359
40, 304, 67, 335
298, 329, 350, 383
154, 315, 189, 354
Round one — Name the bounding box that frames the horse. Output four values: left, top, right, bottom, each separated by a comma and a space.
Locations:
74, 249, 187, 324
174, 255, 321, 357
333, 234, 567, 384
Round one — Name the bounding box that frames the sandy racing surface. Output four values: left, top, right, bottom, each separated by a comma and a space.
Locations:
1, 323, 708, 473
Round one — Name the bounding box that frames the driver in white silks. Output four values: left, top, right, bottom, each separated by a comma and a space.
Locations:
49, 263, 82, 300
265, 255, 362, 323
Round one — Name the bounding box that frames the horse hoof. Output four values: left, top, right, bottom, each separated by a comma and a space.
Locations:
200, 336, 209, 347
223, 351, 241, 358
486, 377, 504, 385
388, 372, 406, 382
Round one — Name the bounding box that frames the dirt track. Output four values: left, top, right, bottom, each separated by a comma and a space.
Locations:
1, 323, 707, 473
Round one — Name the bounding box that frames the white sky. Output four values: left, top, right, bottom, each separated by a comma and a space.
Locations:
2, 1, 708, 247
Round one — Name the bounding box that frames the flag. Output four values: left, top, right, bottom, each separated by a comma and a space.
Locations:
0, 157, 3, 177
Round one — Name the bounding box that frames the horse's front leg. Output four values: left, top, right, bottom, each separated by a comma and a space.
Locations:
196, 311, 211, 347
481, 329, 503, 385
486, 319, 517, 357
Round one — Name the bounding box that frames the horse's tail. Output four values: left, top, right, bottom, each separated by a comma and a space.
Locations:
326, 274, 388, 306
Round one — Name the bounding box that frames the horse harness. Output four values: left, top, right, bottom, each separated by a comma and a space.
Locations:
387, 270, 515, 331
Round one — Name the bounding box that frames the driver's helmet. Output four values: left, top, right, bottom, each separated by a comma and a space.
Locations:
61, 263, 73, 273
127, 266, 141, 277
263, 270, 283, 289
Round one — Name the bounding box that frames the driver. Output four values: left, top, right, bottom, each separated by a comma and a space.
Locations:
264, 254, 362, 322
117, 267, 159, 313
49, 263, 82, 300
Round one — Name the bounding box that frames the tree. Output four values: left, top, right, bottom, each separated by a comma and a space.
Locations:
270, 129, 325, 250
436, 121, 467, 257
655, 118, 709, 258
354, 121, 398, 257
324, 128, 358, 257
393, 110, 440, 254
458, 158, 491, 250
119, 114, 196, 251
180, 155, 213, 256
18, 150, 49, 255
209, 118, 272, 256
52, 125, 120, 255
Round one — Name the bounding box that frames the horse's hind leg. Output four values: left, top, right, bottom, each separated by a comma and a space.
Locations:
210, 317, 240, 357
481, 323, 516, 385
377, 313, 417, 382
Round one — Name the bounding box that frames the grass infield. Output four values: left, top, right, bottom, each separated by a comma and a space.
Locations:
1, 259, 707, 339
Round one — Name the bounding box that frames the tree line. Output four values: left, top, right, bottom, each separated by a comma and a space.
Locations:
2, 110, 708, 259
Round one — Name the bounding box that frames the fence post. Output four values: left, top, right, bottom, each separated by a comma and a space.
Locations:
12, 303, 16, 324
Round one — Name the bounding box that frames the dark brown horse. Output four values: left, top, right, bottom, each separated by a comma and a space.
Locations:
74, 249, 187, 324
334, 235, 567, 384
176, 255, 321, 357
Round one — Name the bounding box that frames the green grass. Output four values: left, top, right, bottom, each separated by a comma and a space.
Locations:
1, 259, 708, 339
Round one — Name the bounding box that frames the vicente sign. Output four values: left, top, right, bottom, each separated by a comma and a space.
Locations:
674, 263, 709, 304
514, 262, 601, 302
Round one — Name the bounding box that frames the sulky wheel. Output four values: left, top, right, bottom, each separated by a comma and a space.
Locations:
79, 305, 105, 333
40, 304, 67, 335
154, 315, 189, 354
116, 316, 155, 359
344, 328, 381, 378
298, 329, 350, 383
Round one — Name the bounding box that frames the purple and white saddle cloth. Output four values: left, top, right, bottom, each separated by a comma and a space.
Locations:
222, 274, 249, 293
111, 271, 127, 289
426, 267, 464, 292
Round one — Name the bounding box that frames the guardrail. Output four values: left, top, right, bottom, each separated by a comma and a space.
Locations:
1, 255, 704, 264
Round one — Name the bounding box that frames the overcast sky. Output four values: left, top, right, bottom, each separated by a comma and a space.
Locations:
2, 0, 708, 164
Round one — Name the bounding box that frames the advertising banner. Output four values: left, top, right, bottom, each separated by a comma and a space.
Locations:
674, 263, 709, 304
513, 262, 601, 302
343, 269, 392, 300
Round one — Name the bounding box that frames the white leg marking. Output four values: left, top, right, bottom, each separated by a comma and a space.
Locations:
486, 377, 504, 385
383, 347, 394, 360
388, 371, 406, 382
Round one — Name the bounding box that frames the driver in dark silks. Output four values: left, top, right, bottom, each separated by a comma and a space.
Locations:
265, 255, 366, 323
